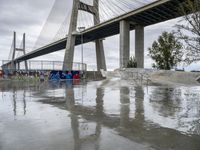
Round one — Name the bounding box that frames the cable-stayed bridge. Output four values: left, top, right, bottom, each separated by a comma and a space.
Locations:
2, 0, 192, 71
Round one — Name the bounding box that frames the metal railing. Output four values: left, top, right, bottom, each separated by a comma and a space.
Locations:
2, 60, 87, 71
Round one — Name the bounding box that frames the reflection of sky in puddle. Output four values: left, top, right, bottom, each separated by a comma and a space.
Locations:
78, 119, 97, 138
45, 89, 66, 98
144, 86, 200, 135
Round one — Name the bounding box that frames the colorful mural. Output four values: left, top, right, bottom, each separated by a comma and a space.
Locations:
49, 71, 81, 81
1, 70, 83, 81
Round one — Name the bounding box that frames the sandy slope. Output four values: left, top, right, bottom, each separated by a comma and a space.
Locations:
105, 69, 200, 86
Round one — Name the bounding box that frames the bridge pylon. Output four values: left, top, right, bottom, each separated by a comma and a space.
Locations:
63, 0, 107, 71
10, 31, 28, 71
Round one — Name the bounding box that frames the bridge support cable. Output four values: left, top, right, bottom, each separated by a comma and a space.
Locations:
115, 0, 133, 11
52, 10, 71, 42
106, 0, 127, 14
115, 0, 147, 11
95, 0, 158, 23
99, 0, 116, 21
100, 1, 116, 17
33, 0, 72, 50
32, 0, 57, 50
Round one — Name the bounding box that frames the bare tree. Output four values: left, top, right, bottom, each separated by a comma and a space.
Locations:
176, 0, 200, 64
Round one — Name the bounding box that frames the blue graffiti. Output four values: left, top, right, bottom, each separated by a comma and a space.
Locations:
49, 70, 81, 81
49, 71, 60, 81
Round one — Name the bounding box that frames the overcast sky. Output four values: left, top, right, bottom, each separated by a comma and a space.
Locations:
0, 0, 199, 71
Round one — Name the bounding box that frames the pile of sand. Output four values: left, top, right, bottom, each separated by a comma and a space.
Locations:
105, 69, 200, 86
150, 70, 200, 86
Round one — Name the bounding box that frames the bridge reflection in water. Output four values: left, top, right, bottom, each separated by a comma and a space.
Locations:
0, 80, 200, 150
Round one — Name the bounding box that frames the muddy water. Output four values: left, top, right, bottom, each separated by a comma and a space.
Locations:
0, 79, 200, 150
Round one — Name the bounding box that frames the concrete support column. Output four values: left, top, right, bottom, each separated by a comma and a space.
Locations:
23, 33, 28, 71
120, 20, 130, 69
12, 31, 16, 62
63, 0, 79, 71
11, 31, 16, 70
17, 62, 20, 70
95, 40, 106, 71
94, 0, 107, 71
135, 25, 144, 68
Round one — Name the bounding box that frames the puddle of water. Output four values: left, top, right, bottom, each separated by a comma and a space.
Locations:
0, 80, 200, 150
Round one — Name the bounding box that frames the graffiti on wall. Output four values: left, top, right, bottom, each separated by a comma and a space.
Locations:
0, 70, 83, 81
49, 71, 81, 81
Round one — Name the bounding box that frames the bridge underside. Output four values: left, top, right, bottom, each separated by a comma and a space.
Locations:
3, 0, 189, 68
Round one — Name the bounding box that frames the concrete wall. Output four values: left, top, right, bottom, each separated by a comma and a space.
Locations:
105, 68, 200, 85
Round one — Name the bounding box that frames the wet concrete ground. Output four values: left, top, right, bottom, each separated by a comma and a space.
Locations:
0, 79, 200, 150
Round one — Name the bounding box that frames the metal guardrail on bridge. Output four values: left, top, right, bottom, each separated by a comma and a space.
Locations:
2, 60, 87, 71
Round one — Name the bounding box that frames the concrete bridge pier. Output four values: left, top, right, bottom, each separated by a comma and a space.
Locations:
135, 25, 144, 68
10, 31, 17, 71
120, 20, 130, 69
119, 20, 144, 69
95, 39, 107, 71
